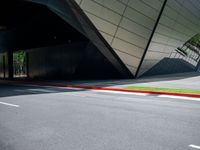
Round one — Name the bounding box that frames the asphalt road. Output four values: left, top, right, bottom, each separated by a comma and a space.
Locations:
0, 84, 200, 150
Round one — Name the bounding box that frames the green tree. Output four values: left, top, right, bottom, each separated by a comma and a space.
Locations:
13, 51, 26, 64
189, 33, 200, 46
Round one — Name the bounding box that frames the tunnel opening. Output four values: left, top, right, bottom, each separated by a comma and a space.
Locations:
0, 0, 129, 80
0, 0, 90, 79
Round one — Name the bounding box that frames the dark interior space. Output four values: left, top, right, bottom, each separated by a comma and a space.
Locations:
0, 0, 88, 51
0, 0, 126, 80
74, 43, 123, 79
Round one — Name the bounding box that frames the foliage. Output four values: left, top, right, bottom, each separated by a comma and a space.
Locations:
189, 33, 200, 46
125, 86, 200, 94
13, 51, 26, 64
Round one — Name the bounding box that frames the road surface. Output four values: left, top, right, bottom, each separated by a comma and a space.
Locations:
0, 84, 200, 150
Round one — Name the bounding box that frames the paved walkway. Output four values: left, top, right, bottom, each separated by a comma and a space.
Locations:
48, 72, 200, 90
114, 72, 200, 90
1, 72, 200, 91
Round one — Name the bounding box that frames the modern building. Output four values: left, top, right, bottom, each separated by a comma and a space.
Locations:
0, 0, 200, 80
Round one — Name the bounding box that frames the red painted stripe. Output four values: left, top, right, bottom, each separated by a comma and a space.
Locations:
27, 82, 200, 98
48, 84, 200, 98
2, 80, 200, 98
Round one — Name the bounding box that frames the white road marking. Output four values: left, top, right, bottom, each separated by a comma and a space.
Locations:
65, 87, 84, 90
0, 102, 20, 107
95, 90, 149, 96
9, 83, 200, 101
17, 84, 149, 95
189, 144, 200, 149
158, 95, 200, 101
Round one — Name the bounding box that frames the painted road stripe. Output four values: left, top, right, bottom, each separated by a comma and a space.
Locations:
4, 81, 200, 100
189, 144, 200, 149
0, 102, 20, 107
64, 87, 85, 90
95, 90, 149, 96
158, 95, 200, 101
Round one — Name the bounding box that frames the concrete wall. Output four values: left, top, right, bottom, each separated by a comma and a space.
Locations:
27, 43, 87, 79
27, 42, 123, 79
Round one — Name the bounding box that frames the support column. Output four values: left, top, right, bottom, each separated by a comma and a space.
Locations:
3, 55, 5, 78
7, 51, 13, 79
26, 52, 29, 78
197, 61, 200, 72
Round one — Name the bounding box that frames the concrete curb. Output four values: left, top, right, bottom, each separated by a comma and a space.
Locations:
47, 84, 200, 98
1, 80, 200, 98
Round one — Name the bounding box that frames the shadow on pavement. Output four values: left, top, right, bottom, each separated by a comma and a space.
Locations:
0, 83, 86, 98
0, 72, 200, 98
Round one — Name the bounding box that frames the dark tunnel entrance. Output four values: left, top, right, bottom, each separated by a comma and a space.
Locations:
0, 0, 131, 80
0, 1, 90, 79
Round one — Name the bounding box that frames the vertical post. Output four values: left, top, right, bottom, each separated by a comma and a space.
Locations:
3, 55, 5, 78
197, 60, 200, 72
26, 52, 29, 78
7, 50, 13, 79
